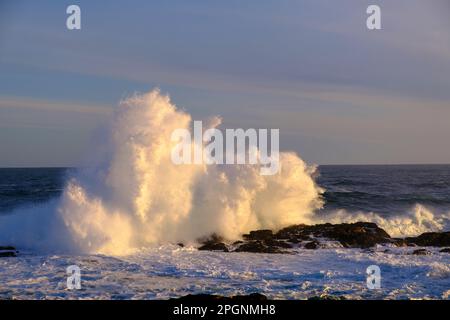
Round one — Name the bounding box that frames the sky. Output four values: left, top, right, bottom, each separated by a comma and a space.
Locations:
0, 0, 449, 167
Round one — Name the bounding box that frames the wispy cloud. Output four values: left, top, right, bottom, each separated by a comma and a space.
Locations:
0, 96, 112, 116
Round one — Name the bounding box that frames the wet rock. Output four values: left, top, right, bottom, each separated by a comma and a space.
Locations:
411, 249, 431, 255
198, 242, 229, 252
392, 239, 409, 247
0, 251, 17, 257
274, 224, 309, 240
243, 230, 273, 241
288, 237, 301, 244
0, 246, 16, 251
439, 248, 450, 253
235, 241, 285, 254
405, 232, 450, 247
263, 239, 293, 249
197, 222, 450, 254
304, 241, 320, 249
275, 222, 391, 248
197, 233, 229, 252
0, 246, 17, 257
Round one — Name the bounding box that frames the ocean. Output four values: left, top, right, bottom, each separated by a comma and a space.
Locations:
0, 165, 449, 299
2, 165, 450, 217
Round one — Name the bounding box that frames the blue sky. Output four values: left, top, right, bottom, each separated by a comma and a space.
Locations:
0, 0, 450, 166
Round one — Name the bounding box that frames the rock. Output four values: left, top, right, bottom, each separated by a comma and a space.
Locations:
304, 241, 320, 249
177, 243, 184, 247
197, 233, 229, 252
439, 248, 450, 253
275, 222, 391, 248
0, 246, 16, 251
196, 221, 448, 254
274, 224, 309, 240
411, 249, 431, 255
392, 239, 408, 247
263, 239, 293, 248
405, 232, 450, 247
0, 251, 17, 257
243, 230, 273, 241
322, 222, 391, 248
174, 293, 267, 301
0, 246, 17, 257
235, 241, 285, 254
198, 242, 229, 252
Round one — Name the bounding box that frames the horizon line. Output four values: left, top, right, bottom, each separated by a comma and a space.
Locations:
1, 163, 450, 169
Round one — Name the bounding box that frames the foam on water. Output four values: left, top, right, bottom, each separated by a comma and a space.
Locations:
0, 245, 449, 299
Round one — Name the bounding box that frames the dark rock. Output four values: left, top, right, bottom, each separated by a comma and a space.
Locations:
197, 233, 229, 252
0, 251, 17, 257
304, 241, 320, 249
263, 239, 293, 248
392, 239, 408, 247
411, 249, 431, 255
0, 246, 17, 257
274, 224, 309, 240
198, 242, 229, 252
439, 248, 450, 253
232, 240, 243, 245
0, 246, 16, 251
322, 222, 391, 248
174, 293, 267, 301
405, 232, 450, 247
243, 230, 273, 241
275, 222, 391, 248
234, 241, 285, 254
177, 243, 184, 247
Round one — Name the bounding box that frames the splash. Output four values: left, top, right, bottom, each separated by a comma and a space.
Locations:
317, 204, 450, 238
56, 89, 324, 254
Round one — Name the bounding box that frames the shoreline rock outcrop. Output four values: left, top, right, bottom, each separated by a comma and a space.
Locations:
0, 246, 18, 257
197, 222, 450, 253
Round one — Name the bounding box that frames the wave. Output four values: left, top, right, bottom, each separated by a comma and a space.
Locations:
0, 90, 323, 255
0, 89, 448, 255
316, 204, 450, 238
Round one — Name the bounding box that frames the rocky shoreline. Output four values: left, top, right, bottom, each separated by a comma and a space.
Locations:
197, 222, 450, 254
1, 222, 449, 257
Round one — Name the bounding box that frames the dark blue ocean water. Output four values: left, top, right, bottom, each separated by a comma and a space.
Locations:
0, 168, 70, 214
317, 165, 450, 216
0, 165, 450, 215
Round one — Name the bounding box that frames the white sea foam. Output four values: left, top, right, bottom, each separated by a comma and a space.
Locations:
318, 204, 450, 237
0, 245, 448, 299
